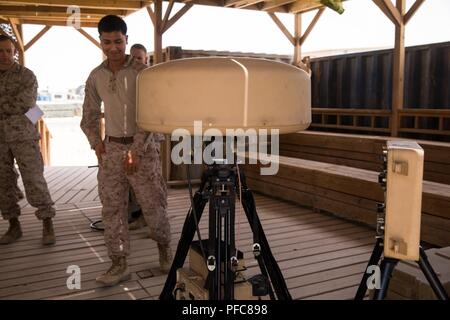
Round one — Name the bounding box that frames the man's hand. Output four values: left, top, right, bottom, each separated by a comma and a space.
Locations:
123, 150, 139, 175
94, 142, 105, 163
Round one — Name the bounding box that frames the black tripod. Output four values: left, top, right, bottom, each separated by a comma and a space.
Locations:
159, 162, 291, 300
355, 237, 449, 300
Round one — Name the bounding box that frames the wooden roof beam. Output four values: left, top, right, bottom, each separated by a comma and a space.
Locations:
2, 14, 108, 21
24, 25, 51, 51
160, 0, 175, 33
0, 5, 127, 17
20, 19, 98, 27
8, 18, 24, 51
300, 7, 324, 45
0, 0, 149, 10
236, 0, 265, 9
8, 15, 100, 20
76, 27, 101, 49
372, 0, 402, 26
147, 5, 156, 26
262, 0, 296, 11
288, 0, 322, 14
161, 3, 193, 33
381, 0, 402, 25
224, 0, 247, 7
404, 0, 425, 25
268, 12, 294, 45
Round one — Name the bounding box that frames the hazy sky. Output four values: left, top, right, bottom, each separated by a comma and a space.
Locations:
22, 0, 450, 92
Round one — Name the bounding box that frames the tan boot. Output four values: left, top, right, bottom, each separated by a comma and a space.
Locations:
158, 243, 173, 274
96, 256, 131, 286
128, 215, 147, 230
42, 218, 56, 245
0, 218, 22, 244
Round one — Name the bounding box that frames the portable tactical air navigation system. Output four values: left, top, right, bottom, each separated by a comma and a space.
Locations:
136, 57, 310, 300
136, 57, 448, 301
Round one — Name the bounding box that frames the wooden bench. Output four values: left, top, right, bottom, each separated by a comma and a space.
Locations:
386, 246, 450, 299
243, 153, 450, 247
280, 131, 450, 185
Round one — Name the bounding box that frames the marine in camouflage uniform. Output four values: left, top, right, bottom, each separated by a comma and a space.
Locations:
80, 15, 171, 287
0, 35, 56, 245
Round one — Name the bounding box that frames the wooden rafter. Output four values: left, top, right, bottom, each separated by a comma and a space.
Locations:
300, 7, 324, 45
161, 0, 175, 33
267, 12, 295, 45
382, 0, 402, 25
20, 19, 98, 27
24, 25, 51, 51
0, 0, 149, 10
404, 0, 425, 25
288, 0, 322, 14
263, 0, 296, 11
269, 6, 324, 48
161, 3, 193, 34
372, 0, 402, 26
76, 27, 101, 49
236, 0, 265, 9
0, 5, 127, 18
224, 0, 245, 7
147, 5, 156, 26
8, 18, 24, 51
0, 0, 332, 28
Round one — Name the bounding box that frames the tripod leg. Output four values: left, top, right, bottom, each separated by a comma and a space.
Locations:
417, 247, 449, 300
208, 206, 221, 300
159, 190, 208, 300
254, 253, 276, 300
241, 188, 292, 300
374, 258, 398, 300
223, 205, 235, 300
354, 237, 384, 300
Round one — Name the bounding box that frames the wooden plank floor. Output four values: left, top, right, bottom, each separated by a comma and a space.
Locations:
1, 166, 375, 300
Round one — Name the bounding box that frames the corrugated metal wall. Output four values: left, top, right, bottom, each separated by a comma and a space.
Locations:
310, 41, 450, 109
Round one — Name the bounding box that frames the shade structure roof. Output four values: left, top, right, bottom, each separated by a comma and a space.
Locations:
0, 0, 333, 27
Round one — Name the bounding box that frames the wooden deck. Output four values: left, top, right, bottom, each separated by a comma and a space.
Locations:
0, 166, 377, 300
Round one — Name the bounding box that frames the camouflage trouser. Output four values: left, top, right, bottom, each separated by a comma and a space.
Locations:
0, 139, 55, 220
98, 140, 170, 259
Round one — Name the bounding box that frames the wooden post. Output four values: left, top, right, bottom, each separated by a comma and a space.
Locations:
17, 23, 25, 65
7, 19, 25, 65
154, 0, 163, 64
152, 0, 171, 181
391, 0, 406, 137
147, 2, 192, 182
294, 13, 301, 66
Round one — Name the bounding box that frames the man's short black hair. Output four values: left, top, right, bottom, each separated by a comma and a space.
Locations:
130, 43, 147, 53
0, 34, 15, 44
98, 15, 127, 35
